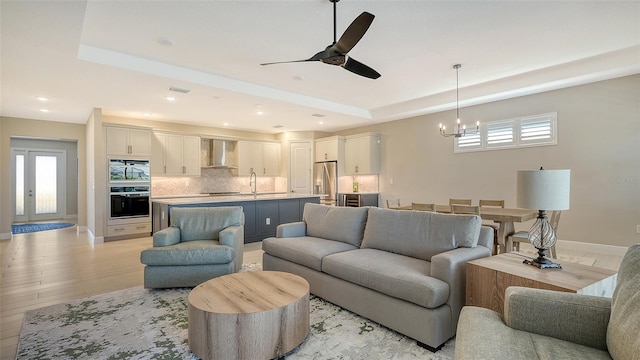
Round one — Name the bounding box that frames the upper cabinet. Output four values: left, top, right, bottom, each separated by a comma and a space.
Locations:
237, 141, 281, 176
344, 133, 380, 175
105, 126, 152, 157
151, 132, 201, 176
314, 136, 345, 162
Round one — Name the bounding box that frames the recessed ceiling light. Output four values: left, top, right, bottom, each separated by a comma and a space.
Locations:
223, 122, 229, 126
165, 96, 176, 101
256, 111, 264, 115
37, 97, 48, 102
39, 109, 49, 113
318, 121, 324, 125
144, 113, 152, 117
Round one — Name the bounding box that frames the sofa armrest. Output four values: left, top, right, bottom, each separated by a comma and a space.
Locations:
504, 287, 611, 350
431, 246, 492, 335
276, 222, 306, 238
153, 227, 181, 247
219, 225, 244, 272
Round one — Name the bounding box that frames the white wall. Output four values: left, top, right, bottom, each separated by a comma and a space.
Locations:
334, 75, 640, 247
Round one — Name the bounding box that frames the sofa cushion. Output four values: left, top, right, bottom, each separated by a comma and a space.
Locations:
171, 206, 243, 242
322, 248, 449, 308
140, 240, 233, 266
361, 207, 481, 261
262, 236, 357, 271
607, 243, 640, 360
303, 203, 369, 247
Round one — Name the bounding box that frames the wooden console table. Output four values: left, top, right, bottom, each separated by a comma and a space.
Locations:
466, 252, 617, 317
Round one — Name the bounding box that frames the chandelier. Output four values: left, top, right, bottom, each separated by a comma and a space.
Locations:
439, 64, 479, 138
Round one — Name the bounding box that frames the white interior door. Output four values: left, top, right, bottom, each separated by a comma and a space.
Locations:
12, 149, 67, 222
289, 141, 312, 194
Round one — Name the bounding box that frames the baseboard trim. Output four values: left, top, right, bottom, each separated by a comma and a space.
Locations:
556, 239, 629, 257
87, 229, 104, 245
77, 225, 88, 233
0, 232, 11, 240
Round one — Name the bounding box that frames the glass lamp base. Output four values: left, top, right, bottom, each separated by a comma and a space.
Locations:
523, 257, 562, 269
523, 248, 562, 269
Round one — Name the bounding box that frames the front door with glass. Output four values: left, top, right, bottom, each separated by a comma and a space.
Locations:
12, 149, 67, 222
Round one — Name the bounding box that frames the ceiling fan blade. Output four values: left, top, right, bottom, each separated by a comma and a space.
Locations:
333, 12, 375, 54
343, 56, 381, 79
261, 59, 317, 66
261, 48, 331, 66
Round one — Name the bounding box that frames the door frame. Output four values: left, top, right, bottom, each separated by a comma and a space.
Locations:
11, 148, 67, 222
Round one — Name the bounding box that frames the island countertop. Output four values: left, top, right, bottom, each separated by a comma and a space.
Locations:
152, 193, 322, 205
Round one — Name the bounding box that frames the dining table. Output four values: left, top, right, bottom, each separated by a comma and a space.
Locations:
390, 204, 538, 254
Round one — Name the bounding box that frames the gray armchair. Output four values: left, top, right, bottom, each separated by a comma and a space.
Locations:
140, 206, 244, 288
455, 243, 640, 360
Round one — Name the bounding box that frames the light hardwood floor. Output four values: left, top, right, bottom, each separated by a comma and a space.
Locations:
0, 227, 622, 360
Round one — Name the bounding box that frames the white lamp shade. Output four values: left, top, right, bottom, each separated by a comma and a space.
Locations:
517, 169, 571, 210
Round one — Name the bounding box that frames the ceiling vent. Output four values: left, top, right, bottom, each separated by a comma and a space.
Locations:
169, 86, 191, 93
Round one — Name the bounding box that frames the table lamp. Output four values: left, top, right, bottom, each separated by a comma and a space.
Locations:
516, 168, 570, 269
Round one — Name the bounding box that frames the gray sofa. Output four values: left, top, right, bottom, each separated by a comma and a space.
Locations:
455, 243, 640, 360
262, 203, 493, 350
140, 206, 244, 288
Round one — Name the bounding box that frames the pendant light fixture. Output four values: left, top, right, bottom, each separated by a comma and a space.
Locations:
439, 64, 479, 138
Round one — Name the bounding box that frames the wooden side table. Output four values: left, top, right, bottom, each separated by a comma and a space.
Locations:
466, 252, 617, 317
188, 271, 310, 360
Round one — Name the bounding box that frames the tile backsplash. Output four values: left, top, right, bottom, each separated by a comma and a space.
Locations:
152, 168, 287, 196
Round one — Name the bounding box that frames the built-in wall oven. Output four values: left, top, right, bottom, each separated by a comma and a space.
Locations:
110, 185, 150, 218
108, 159, 151, 221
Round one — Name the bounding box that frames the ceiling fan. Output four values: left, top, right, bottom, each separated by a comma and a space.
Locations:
260, 0, 381, 79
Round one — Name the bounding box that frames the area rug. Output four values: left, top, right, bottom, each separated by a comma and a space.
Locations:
11, 222, 74, 234
17, 265, 455, 360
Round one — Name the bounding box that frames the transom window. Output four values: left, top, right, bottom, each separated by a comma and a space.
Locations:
454, 112, 557, 153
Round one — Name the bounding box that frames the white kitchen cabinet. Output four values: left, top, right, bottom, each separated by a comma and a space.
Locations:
314, 136, 344, 162
151, 132, 201, 176
150, 132, 166, 175
344, 133, 380, 175
237, 141, 280, 176
262, 142, 281, 176
105, 126, 151, 157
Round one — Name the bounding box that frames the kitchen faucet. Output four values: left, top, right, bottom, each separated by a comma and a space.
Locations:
250, 171, 257, 198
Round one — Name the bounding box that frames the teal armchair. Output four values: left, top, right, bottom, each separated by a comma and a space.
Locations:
140, 206, 244, 288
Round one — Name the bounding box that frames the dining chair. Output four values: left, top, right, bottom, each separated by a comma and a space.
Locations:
479, 199, 505, 255
449, 198, 472, 206
507, 211, 562, 258
412, 202, 436, 212
479, 199, 505, 208
386, 199, 401, 209
451, 204, 480, 215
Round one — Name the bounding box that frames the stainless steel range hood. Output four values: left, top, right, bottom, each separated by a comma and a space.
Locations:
201, 139, 237, 169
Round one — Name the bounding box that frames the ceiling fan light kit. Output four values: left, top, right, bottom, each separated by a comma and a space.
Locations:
439, 64, 479, 138
261, 0, 381, 79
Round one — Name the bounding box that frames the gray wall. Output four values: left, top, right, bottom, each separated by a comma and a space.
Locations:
334, 74, 640, 247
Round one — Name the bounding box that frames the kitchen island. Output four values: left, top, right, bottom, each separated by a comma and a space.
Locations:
152, 194, 321, 243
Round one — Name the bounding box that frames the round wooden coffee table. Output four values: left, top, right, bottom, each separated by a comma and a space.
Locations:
188, 271, 310, 360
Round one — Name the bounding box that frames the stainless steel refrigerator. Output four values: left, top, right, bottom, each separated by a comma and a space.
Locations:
314, 161, 338, 206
